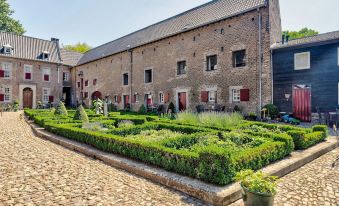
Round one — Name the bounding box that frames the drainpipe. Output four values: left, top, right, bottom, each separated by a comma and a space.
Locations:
257, 8, 263, 118
270, 51, 274, 104
127, 46, 133, 111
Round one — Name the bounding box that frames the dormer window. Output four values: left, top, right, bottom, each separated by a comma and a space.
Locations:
3, 44, 13, 54
41, 51, 50, 60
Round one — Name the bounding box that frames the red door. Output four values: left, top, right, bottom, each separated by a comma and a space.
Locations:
23, 88, 33, 109
178, 92, 187, 111
293, 87, 311, 122
124, 95, 130, 109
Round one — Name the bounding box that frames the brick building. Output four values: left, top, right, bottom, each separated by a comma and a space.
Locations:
73, 0, 282, 114
0, 32, 82, 109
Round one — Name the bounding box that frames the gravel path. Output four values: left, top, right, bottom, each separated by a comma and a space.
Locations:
0, 112, 206, 206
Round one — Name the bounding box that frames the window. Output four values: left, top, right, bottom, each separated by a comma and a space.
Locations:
84, 92, 89, 99
206, 55, 218, 71
77, 82, 80, 88
3, 45, 12, 54
42, 88, 50, 103
232, 89, 241, 103
123, 73, 129, 86
159, 92, 164, 103
4, 87, 11, 102
177, 61, 186, 75
63, 72, 70, 81
42, 68, 50, 81
3, 62, 12, 78
93, 79, 97, 86
233, 50, 246, 67
294, 52, 310, 70
24, 65, 32, 80
208, 91, 217, 102
85, 80, 89, 87
41, 51, 49, 60
145, 69, 152, 83
114, 95, 118, 103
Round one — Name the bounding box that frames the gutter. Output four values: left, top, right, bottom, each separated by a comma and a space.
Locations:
257, 7, 263, 117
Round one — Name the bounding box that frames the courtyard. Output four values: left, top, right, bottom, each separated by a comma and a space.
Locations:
0, 112, 338, 205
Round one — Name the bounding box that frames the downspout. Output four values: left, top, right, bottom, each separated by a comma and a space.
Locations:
257, 7, 263, 117
128, 48, 133, 111
270, 50, 274, 104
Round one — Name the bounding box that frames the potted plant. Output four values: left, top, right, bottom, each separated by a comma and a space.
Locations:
13, 100, 19, 112
235, 170, 278, 206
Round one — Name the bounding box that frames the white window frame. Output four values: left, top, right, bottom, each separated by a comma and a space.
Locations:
229, 86, 243, 103
24, 64, 33, 80
63, 71, 70, 81
42, 67, 51, 82
4, 47, 11, 54
42, 88, 50, 103
114, 95, 118, 103
208, 90, 217, 102
159, 92, 164, 103
294, 52, 310, 70
4, 87, 11, 102
2, 62, 12, 79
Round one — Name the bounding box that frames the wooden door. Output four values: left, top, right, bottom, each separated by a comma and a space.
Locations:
23, 88, 33, 109
293, 87, 311, 122
178, 92, 187, 111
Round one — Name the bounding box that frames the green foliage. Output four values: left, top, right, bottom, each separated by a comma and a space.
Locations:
234, 170, 278, 195
138, 104, 146, 114
74, 105, 89, 123
283, 28, 319, 40
63, 42, 92, 53
24, 108, 328, 186
92, 99, 103, 114
0, 0, 25, 35
54, 102, 68, 116
168, 102, 175, 113
263, 104, 279, 119
176, 111, 243, 129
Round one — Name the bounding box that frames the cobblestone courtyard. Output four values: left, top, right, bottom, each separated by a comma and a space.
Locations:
0, 112, 338, 206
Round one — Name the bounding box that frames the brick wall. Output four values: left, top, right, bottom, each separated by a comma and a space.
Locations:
73, 4, 280, 114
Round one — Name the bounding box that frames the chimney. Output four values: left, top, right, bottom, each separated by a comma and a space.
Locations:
51, 38, 59, 43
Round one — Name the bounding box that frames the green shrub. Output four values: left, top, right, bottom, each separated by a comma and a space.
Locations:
312, 125, 328, 135
168, 102, 175, 113
138, 104, 147, 114
300, 132, 327, 149
54, 102, 68, 116
263, 104, 279, 119
74, 105, 89, 123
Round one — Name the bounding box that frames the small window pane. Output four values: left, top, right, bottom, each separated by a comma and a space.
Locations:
233, 50, 246, 68
123, 73, 129, 85
206, 55, 217, 71
177, 61, 186, 75
295, 52, 310, 70
145, 69, 152, 83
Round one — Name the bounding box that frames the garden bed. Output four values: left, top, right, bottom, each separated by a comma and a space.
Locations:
24, 109, 328, 185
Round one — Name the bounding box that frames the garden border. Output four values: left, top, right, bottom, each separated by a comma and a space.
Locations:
26, 118, 338, 206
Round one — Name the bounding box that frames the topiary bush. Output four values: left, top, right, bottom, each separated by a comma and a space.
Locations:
263, 104, 279, 119
54, 102, 68, 116
168, 102, 175, 113
74, 105, 89, 123
138, 104, 146, 114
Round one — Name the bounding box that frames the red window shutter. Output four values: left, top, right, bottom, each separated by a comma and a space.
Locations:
117, 95, 122, 103
0, 94, 4, 102
77, 82, 80, 88
25, 73, 31, 80
164, 93, 170, 103
44, 74, 49, 81
240, 89, 250, 101
49, 96, 54, 102
201, 91, 208, 103
0, 70, 4, 78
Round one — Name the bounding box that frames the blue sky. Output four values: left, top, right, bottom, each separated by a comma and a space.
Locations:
7, 0, 339, 47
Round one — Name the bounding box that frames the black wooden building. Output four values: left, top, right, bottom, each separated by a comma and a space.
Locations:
272, 31, 339, 121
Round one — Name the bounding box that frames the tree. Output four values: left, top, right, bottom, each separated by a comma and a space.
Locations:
0, 0, 25, 35
283, 28, 319, 40
74, 105, 89, 123
63, 42, 92, 53
54, 102, 68, 116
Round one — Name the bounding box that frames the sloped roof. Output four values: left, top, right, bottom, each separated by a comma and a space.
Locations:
60, 48, 83, 66
78, 0, 266, 66
0, 31, 61, 63
272, 31, 339, 50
